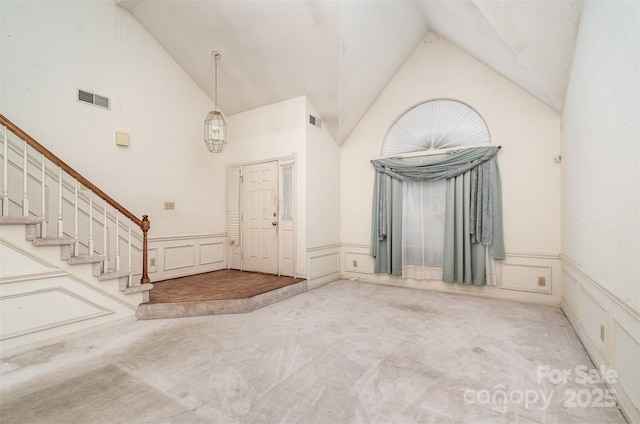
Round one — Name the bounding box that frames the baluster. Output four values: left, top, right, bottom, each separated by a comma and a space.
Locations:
22, 140, 29, 216
103, 199, 108, 271
115, 213, 120, 271
57, 167, 63, 236
41, 154, 47, 237
74, 180, 79, 255
88, 190, 94, 255
2, 126, 8, 216
127, 220, 132, 288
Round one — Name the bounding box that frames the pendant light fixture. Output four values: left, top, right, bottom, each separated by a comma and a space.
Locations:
204, 50, 227, 153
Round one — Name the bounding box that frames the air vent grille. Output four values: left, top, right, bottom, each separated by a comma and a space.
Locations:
77, 89, 110, 110
309, 115, 322, 128
94, 94, 109, 108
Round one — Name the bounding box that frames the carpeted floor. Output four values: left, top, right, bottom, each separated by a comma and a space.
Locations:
0, 280, 627, 423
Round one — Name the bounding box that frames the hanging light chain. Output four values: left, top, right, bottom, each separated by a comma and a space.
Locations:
213, 51, 220, 113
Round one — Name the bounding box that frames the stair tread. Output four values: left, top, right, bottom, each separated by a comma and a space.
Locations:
124, 284, 153, 295
97, 270, 131, 281
68, 255, 107, 264
33, 237, 76, 246
0, 216, 43, 225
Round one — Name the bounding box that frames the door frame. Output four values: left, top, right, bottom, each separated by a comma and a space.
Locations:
227, 155, 297, 276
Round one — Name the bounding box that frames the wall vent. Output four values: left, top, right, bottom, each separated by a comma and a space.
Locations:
309, 115, 322, 128
77, 89, 110, 110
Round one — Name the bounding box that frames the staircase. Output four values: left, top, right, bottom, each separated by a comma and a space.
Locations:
1, 216, 152, 297
0, 115, 152, 354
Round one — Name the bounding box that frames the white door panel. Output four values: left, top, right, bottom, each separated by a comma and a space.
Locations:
242, 161, 278, 274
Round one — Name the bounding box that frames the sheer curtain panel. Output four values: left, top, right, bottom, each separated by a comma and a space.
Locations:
370, 146, 504, 285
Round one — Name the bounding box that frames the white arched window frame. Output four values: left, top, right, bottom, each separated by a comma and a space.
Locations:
383, 98, 491, 155
382, 99, 496, 284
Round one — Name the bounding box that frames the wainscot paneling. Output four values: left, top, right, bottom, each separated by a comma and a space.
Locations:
148, 234, 227, 281
0, 287, 111, 340
199, 242, 225, 266
577, 285, 608, 354
164, 245, 195, 271
340, 244, 562, 305
561, 255, 640, 423
498, 263, 552, 294
611, 316, 640, 413
306, 245, 340, 289
0, 231, 140, 354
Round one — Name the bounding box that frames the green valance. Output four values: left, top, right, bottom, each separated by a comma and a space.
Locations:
370, 146, 504, 285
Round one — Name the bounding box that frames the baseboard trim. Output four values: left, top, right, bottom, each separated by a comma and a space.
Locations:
344, 273, 561, 307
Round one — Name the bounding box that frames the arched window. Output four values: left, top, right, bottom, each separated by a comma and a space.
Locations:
383, 99, 490, 155
374, 99, 500, 284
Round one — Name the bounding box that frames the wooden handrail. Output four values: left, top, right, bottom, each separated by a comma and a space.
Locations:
1, 114, 142, 226
0, 114, 150, 284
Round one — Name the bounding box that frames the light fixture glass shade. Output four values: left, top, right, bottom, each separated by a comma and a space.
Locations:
204, 110, 227, 153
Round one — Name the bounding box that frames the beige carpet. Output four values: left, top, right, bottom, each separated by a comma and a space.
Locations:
0, 280, 626, 423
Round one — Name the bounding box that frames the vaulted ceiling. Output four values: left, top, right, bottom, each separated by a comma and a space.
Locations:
117, 0, 582, 145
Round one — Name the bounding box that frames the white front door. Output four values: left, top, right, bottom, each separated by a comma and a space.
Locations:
242, 161, 279, 274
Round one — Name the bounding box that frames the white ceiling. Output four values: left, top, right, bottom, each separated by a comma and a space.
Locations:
117, 0, 582, 145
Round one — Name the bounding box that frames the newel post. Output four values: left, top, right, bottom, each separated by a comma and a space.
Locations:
140, 215, 151, 284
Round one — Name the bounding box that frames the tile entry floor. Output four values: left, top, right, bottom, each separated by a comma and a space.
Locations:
148, 269, 305, 303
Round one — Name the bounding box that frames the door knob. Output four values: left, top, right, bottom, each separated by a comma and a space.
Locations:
272, 221, 277, 226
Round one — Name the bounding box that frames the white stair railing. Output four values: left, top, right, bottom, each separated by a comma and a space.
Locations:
0, 115, 151, 286
2, 126, 8, 216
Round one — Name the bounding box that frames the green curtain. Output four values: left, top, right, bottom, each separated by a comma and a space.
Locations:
370, 173, 403, 275
370, 146, 504, 285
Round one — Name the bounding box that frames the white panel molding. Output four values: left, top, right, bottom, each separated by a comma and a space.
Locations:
1, 235, 137, 310
498, 262, 553, 294
0, 270, 68, 285
199, 241, 225, 266
561, 255, 640, 423
561, 268, 579, 318
149, 234, 227, 281
343, 251, 375, 274
147, 248, 158, 273
0, 237, 57, 270
610, 315, 640, 421
163, 244, 196, 271
0, 287, 112, 340
341, 242, 370, 249
307, 243, 341, 252
577, 283, 608, 355
561, 254, 640, 319
64, 273, 138, 311
307, 245, 340, 289
308, 252, 339, 279
505, 252, 560, 260
340, 244, 561, 304
149, 233, 226, 242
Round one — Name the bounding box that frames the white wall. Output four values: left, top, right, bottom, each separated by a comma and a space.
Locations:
305, 98, 340, 249
227, 96, 307, 277
1, 0, 226, 239
561, 1, 639, 421
340, 32, 563, 304
305, 97, 341, 287
227, 96, 306, 164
